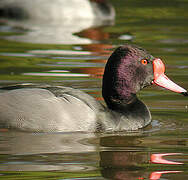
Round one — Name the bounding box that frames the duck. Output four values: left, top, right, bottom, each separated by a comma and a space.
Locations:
0, 44, 187, 132
0, 0, 115, 21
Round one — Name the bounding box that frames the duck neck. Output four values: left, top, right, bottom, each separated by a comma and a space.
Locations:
102, 79, 150, 122
102, 68, 139, 113
102, 79, 138, 113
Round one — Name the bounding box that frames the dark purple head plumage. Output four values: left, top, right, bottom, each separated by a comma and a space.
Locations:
102, 44, 154, 110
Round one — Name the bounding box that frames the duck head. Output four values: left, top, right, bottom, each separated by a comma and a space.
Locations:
102, 44, 187, 111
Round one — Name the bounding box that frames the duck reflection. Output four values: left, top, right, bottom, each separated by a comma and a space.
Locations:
99, 135, 184, 180
99, 135, 149, 179
0, 130, 185, 178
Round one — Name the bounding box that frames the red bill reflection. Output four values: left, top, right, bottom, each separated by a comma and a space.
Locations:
150, 171, 182, 180
150, 153, 183, 165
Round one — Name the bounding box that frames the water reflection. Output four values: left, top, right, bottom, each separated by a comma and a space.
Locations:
2, 21, 101, 44
99, 135, 185, 180
0, 0, 115, 44
100, 135, 147, 179
0, 131, 186, 179
22, 42, 113, 79
100, 151, 148, 179
0, 131, 96, 155
151, 153, 183, 165
22, 45, 108, 78
23, 72, 90, 77
149, 171, 182, 180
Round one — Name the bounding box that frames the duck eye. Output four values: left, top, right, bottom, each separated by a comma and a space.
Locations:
141, 59, 148, 65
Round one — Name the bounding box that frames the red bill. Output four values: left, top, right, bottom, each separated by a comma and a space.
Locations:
153, 58, 187, 96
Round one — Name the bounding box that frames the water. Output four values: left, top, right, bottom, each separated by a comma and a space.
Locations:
0, 0, 188, 179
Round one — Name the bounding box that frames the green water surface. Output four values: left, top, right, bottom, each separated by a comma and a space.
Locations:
0, 0, 188, 179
